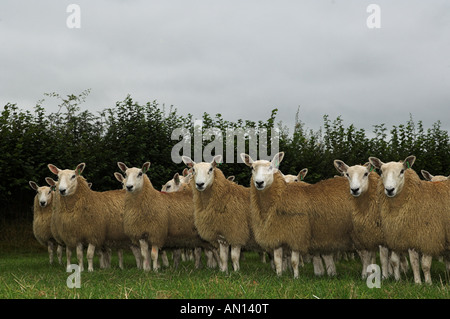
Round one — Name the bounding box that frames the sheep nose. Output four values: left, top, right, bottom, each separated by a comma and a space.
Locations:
59, 188, 66, 195
351, 188, 360, 194
385, 187, 395, 196
196, 182, 205, 189
126, 185, 134, 191
255, 181, 264, 188
39, 201, 46, 207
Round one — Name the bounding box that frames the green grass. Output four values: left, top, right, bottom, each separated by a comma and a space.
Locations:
1, 219, 449, 299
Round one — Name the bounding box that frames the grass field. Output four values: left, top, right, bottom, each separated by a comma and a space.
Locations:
1, 219, 449, 299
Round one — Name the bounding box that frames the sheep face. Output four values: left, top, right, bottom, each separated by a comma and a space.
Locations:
29, 181, 53, 207
48, 163, 85, 197
182, 155, 222, 192
282, 168, 308, 183
421, 170, 448, 182
161, 173, 182, 193
334, 160, 371, 197
241, 152, 284, 190
369, 155, 416, 198
116, 162, 150, 192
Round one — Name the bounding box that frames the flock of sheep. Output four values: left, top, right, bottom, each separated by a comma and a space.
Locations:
29, 152, 450, 285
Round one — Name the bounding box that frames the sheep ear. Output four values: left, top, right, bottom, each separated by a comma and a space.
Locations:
421, 170, 433, 181
271, 152, 284, 169
142, 162, 151, 173
212, 155, 222, 168
117, 162, 128, 173
114, 172, 124, 183
45, 177, 56, 187
403, 155, 416, 169
369, 157, 383, 169
298, 168, 308, 181
240, 153, 253, 167
88, 182, 93, 189
29, 181, 39, 191
182, 168, 189, 177
334, 160, 348, 174
227, 175, 235, 182
173, 173, 180, 185
75, 163, 85, 176
182, 156, 195, 168
48, 164, 60, 175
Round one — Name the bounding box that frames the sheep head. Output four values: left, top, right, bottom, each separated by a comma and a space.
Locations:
47, 163, 85, 197
182, 155, 222, 192
369, 155, 416, 198
240, 152, 284, 190
117, 161, 150, 193
334, 160, 372, 197
29, 181, 53, 207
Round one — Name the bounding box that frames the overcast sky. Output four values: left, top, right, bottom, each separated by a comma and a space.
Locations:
1, 0, 449, 135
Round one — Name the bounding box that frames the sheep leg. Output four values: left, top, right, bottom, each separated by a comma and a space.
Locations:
379, 246, 390, 280
139, 240, 151, 271
291, 251, 300, 279
273, 247, 283, 276
312, 254, 325, 276
219, 242, 229, 273
87, 244, 95, 272
194, 247, 202, 269
400, 253, 410, 274
76, 243, 84, 272
408, 249, 421, 284
57, 245, 63, 265
231, 246, 241, 272
161, 250, 169, 268
129, 245, 142, 269
118, 249, 124, 269
390, 251, 401, 281
66, 247, 72, 271
151, 245, 159, 272
205, 249, 216, 268
47, 241, 54, 264
172, 249, 181, 269
421, 254, 432, 285
322, 254, 337, 276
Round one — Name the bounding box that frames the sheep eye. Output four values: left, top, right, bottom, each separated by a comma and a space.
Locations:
364, 172, 368, 177
294, 179, 298, 182
166, 185, 171, 189
71, 174, 76, 179
345, 173, 349, 177
400, 169, 404, 175
209, 167, 213, 173
138, 172, 143, 177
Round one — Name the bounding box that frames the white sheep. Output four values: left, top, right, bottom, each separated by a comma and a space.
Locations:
420, 170, 449, 182
369, 155, 450, 284
182, 155, 261, 273
333, 160, 390, 279
29, 181, 63, 264
241, 152, 355, 278
117, 161, 211, 271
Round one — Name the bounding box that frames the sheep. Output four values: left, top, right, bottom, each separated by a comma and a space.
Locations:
333, 160, 390, 279
421, 170, 449, 182
239, 152, 311, 277
28, 181, 62, 264
241, 152, 355, 278
369, 155, 450, 284
48, 163, 141, 272
117, 161, 211, 272
181, 155, 261, 274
